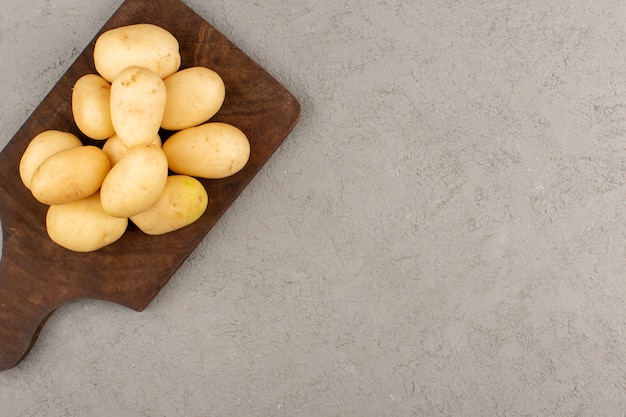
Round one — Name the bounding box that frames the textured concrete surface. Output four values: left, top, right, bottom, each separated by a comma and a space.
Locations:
2, 0, 626, 415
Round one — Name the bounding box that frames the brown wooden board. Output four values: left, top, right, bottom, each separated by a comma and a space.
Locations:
0, 0, 301, 371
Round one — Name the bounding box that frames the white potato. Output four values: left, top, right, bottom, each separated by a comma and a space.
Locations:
46, 192, 128, 252
72, 74, 115, 140
163, 122, 250, 179
19, 130, 83, 189
102, 133, 161, 166
100, 144, 169, 218
93, 23, 181, 82
131, 175, 208, 235
161, 67, 225, 131
110, 66, 167, 149
30, 145, 111, 205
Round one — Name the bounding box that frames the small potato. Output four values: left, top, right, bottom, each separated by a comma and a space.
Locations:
131, 175, 208, 235
102, 133, 161, 166
46, 192, 128, 252
30, 146, 111, 205
93, 23, 181, 82
19, 130, 83, 189
72, 74, 115, 140
100, 144, 169, 218
110, 66, 167, 149
161, 67, 225, 131
163, 122, 250, 179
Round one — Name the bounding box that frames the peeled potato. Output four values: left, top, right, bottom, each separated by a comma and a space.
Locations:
100, 144, 168, 218
93, 23, 181, 82
131, 175, 208, 235
46, 192, 128, 252
72, 74, 115, 140
163, 122, 250, 179
19, 130, 83, 189
161, 67, 225, 131
30, 145, 111, 205
102, 133, 162, 166
110, 66, 167, 149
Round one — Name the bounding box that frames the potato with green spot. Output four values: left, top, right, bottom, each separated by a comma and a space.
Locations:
131, 175, 208, 235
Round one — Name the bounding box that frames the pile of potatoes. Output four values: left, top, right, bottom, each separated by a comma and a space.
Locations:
19, 23, 251, 252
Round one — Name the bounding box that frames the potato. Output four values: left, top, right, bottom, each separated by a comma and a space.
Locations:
102, 133, 161, 166
30, 145, 111, 205
19, 130, 83, 189
163, 122, 250, 179
100, 144, 169, 218
46, 192, 128, 252
131, 175, 208, 235
161, 67, 225, 131
110, 66, 167, 149
93, 23, 181, 82
72, 74, 115, 140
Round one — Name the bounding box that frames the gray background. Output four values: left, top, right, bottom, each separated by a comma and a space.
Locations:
2, 0, 626, 416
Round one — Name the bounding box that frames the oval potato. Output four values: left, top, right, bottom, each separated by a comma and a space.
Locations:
131, 175, 208, 235
100, 144, 168, 218
19, 130, 83, 189
163, 122, 250, 179
93, 23, 181, 82
30, 145, 111, 205
161, 67, 225, 131
110, 66, 167, 149
46, 192, 128, 252
72, 74, 115, 140
102, 133, 161, 166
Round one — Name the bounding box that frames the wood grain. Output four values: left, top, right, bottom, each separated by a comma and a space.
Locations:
0, 0, 301, 371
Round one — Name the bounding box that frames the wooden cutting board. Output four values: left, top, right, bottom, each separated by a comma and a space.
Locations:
0, 0, 301, 371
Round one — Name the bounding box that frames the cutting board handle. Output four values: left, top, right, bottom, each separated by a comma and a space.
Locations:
0, 243, 66, 371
